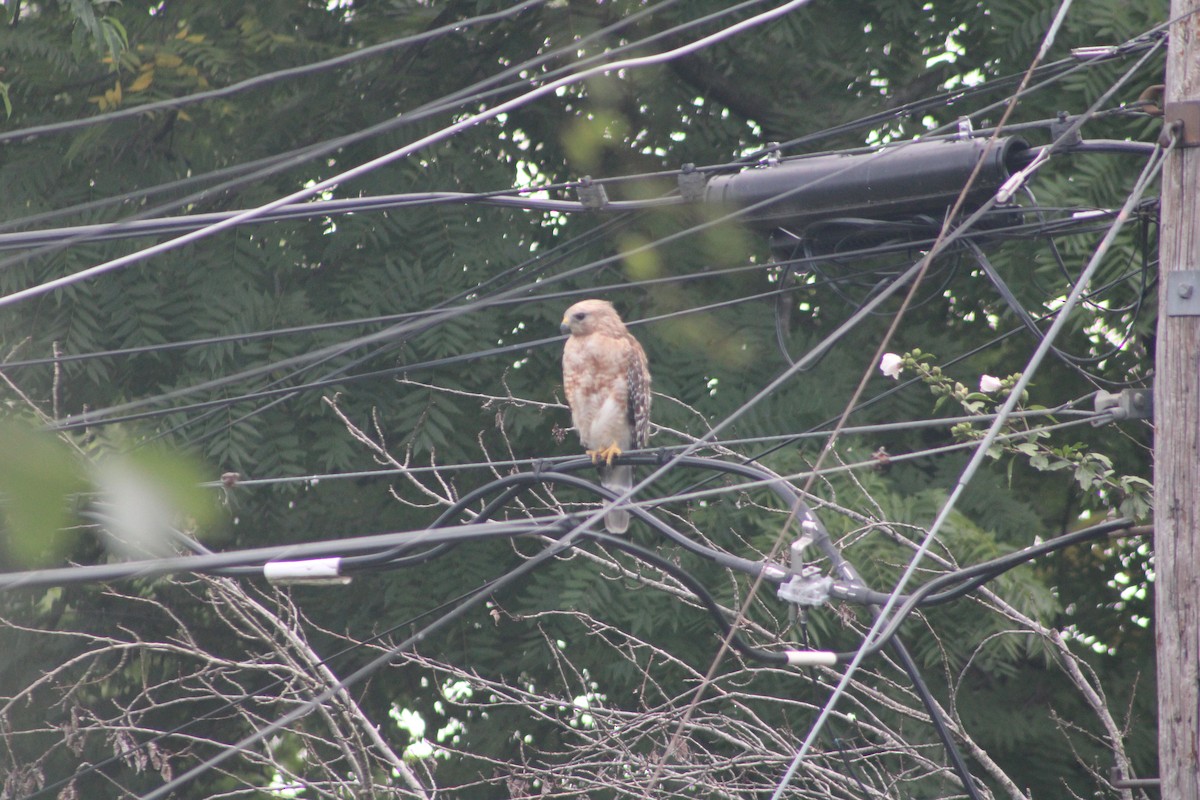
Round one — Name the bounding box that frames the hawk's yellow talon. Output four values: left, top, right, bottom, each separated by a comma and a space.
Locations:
591, 442, 623, 466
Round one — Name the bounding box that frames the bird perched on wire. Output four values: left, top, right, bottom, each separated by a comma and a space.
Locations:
560, 299, 651, 533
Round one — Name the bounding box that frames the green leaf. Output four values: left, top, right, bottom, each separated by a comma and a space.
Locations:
0, 424, 86, 567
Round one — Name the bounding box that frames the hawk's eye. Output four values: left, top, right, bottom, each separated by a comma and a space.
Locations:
572, 312, 587, 321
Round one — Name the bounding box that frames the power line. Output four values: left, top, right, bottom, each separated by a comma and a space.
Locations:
41, 149, 1151, 433
0, 204, 1117, 376
0, 2, 548, 146
203, 402, 1100, 489
0, 190, 684, 253
772, 111, 1170, 800
0, 0, 752, 279
0, 133, 1149, 255
0, 0, 810, 311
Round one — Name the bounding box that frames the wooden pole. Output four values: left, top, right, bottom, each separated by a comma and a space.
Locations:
1155, 2, 1200, 797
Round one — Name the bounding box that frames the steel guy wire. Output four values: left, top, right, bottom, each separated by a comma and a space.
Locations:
769, 122, 1170, 800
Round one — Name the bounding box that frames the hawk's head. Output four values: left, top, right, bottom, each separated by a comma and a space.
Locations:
560, 299, 625, 336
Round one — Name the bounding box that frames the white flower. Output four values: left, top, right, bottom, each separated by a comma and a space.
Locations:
979, 374, 1003, 393
879, 353, 903, 379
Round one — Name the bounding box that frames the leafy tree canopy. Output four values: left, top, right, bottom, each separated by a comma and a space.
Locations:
0, 1, 1163, 798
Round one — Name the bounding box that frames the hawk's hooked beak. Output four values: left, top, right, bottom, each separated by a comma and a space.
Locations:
560, 318, 571, 335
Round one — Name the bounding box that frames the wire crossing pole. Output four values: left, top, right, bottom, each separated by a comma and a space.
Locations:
1156, 2, 1200, 796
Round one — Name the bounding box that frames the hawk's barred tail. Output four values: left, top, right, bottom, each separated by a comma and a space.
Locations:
600, 464, 632, 534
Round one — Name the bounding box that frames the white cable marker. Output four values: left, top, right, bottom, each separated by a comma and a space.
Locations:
784, 650, 838, 668
263, 558, 350, 585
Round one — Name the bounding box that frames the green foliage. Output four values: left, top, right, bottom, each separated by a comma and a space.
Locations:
0, 0, 1165, 798
0, 424, 85, 566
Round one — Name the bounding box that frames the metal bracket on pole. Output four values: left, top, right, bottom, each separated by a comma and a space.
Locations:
1166, 270, 1200, 316
1162, 100, 1200, 147
1094, 389, 1153, 423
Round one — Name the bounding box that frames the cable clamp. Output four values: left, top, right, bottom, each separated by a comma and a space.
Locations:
575, 176, 609, 210
1049, 111, 1081, 146
263, 557, 351, 586
777, 567, 832, 607
789, 530, 814, 572
956, 117, 973, 139
1093, 389, 1152, 423
996, 148, 1049, 204
677, 163, 707, 203
759, 142, 782, 167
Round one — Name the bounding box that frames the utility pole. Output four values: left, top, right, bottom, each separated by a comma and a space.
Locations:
1156, 1, 1200, 797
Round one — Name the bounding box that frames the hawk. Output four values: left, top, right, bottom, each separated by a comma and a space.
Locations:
560, 299, 651, 533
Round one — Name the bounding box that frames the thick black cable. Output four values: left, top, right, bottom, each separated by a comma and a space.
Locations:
831, 518, 1137, 660
341, 458, 789, 581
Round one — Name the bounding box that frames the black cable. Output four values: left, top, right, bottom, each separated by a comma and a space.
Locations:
831, 518, 1137, 660
0, 191, 684, 253
342, 458, 788, 582
965, 239, 1149, 384
36, 39, 1164, 431
134, 517, 581, 800
0, 0, 761, 272
3, 208, 1089, 374
885, 634, 984, 800
0, 2, 549, 146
